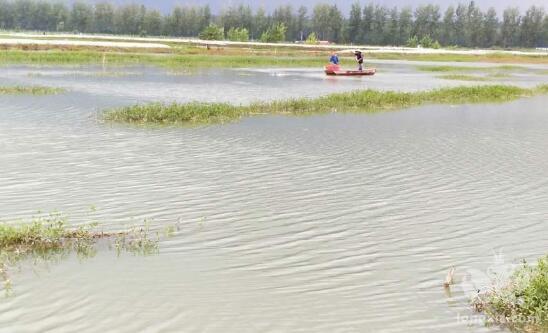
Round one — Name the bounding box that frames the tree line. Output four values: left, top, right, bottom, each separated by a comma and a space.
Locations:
0, 0, 547, 48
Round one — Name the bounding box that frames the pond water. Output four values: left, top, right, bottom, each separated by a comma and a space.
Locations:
0, 63, 547, 333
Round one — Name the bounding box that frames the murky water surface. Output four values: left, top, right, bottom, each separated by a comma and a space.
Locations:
0, 62, 547, 333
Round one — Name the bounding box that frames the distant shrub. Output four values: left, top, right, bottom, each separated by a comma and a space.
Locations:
305, 32, 318, 45
406, 35, 419, 47
420, 35, 434, 48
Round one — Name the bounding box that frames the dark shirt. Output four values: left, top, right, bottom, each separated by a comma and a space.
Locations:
355, 52, 364, 63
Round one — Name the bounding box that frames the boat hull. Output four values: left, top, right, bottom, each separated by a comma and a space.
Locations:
325, 68, 376, 76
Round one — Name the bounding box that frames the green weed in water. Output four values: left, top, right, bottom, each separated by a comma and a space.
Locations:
472, 254, 548, 332
0, 85, 65, 95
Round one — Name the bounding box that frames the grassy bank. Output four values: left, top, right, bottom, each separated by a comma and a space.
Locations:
0, 213, 162, 294
0, 49, 326, 68
0, 85, 65, 95
103, 84, 548, 125
473, 255, 548, 332
1, 45, 547, 69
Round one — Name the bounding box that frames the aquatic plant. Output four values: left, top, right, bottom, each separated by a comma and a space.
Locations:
103, 85, 548, 125
418, 64, 528, 73
438, 74, 490, 81
0, 212, 172, 295
472, 255, 548, 332
0, 85, 65, 95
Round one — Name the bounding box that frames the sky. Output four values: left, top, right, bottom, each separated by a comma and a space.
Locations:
76, 0, 547, 13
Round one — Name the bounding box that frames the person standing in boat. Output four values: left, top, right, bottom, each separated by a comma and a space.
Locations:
354, 50, 364, 71
329, 52, 340, 65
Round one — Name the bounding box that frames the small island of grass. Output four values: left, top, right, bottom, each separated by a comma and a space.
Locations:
103, 84, 548, 125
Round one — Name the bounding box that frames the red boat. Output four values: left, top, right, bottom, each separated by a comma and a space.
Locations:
324, 64, 376, 76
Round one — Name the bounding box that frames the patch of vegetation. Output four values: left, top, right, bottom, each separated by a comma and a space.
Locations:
438, 74, 489, 81
0, 213, 171, 295
0, 85, 65, 95
103, 85, 548, 125
472, 255, 548, 332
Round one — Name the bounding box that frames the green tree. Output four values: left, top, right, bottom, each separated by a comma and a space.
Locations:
386, 7, 400, 45
362, 4, 374, 44
253, 7, 269, 41
441, 6, 456, 45
227, 27, 249, 42
273, 5, 296, 41
296, 6, 308, 41
260, 22, 287, 43
398, 7, 413, 45
70, 1, 93, 33
482, 7, 499, 47
413, 4, 440, 41
454, 4, 467, 46
143, 9, 163, 36
520, 6, 545, 47
501, 7, 521, 47
346, 2, 362, 43
94, 3, 115, 33
199, 23, 224, 40
466, 1, 484, 47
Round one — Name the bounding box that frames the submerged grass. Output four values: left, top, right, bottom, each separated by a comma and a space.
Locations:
438, 74, 490, 81
103, 85, 548, 125
472, 255, 548, 332
0, 85, 65, 95
417, 64, 527, 73
0, 212, 169, 295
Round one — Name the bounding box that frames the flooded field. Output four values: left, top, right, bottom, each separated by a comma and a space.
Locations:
0, 62, 547, 332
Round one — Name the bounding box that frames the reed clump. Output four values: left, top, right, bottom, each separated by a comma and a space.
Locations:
103, 85, 545, 125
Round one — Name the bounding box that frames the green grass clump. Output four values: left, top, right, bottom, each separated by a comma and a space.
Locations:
438, 74, 490, 81
473, 255, 548, 332
0, 85, 65, 95
104, 85, 544, 125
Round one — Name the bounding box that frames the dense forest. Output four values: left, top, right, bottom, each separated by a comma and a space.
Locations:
0, 0, 547, 48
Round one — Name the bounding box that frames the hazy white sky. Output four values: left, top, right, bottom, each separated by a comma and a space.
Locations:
80, 0, 547, 13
